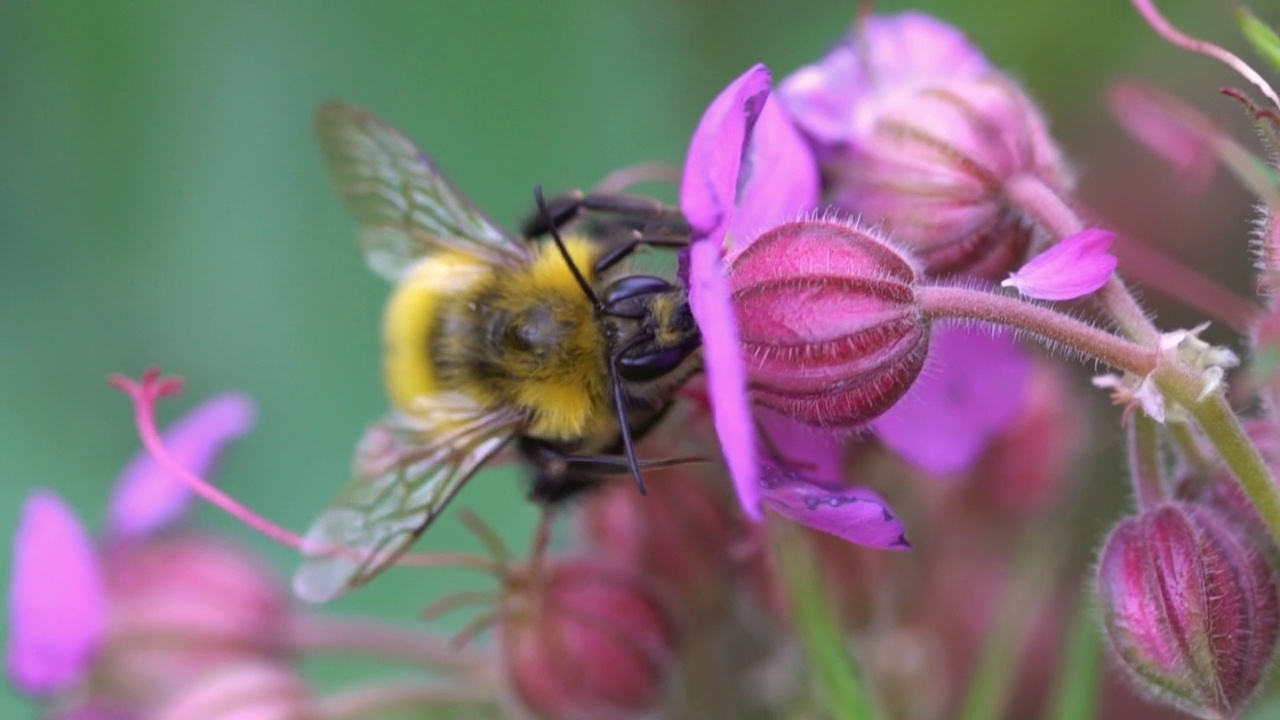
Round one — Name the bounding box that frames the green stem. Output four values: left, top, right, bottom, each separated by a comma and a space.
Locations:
319, 681, 493, 720
770, 518, 883, 720
1128, 413, 1168, 511
1167, 422, 1217, 487
1155, 366, 1280, 547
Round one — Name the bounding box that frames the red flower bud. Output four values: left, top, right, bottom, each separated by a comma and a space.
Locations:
728, 218, 928, 429
502, 559, 678, 720
1096, 504, 1280, 718
579, 469, 737, 617
151, 660, 314, 720
95, 535, 292, 707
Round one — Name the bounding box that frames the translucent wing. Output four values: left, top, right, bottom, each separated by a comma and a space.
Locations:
315, 101, 530, 279
292, 395, 523, 603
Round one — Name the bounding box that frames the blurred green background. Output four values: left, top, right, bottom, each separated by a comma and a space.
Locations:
0, 0, 1263, 715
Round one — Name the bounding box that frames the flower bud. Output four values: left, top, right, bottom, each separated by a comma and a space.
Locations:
502, 558, 677, 720
728, 218, 928, 429
1096, 503, 1280, 718
151, 660, 314, 720
781, 14, 1070, 280
579, 469, 737, 617
95, 535, 292, 706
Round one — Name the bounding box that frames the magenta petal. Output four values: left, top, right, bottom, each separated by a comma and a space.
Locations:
7, 492, 105, 695
108, 393, 256, 537
873, 327, 1030, 476
780, 12, 991, 148
679, 64, 772, 241
761, 467, 909, 548
730, 96, 819, 249
1002, 229, 1117, 301
758, 410, 844, 484
689, 241, 760, 519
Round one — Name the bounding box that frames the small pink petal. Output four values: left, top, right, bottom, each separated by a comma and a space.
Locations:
689, 241, 760, 519
7, 492, 105, 694
1108, 81, 1218, 195
760, 467, 909, 548
679, 65, 772, 241
1002, 229, 1117, 301
874, 327, 1030, 476
109, 393, 256, 537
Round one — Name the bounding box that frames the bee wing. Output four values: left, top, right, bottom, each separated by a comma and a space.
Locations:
315, 101, 531, 279
292, 398, 523, 603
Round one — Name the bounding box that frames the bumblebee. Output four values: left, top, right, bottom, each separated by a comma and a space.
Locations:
293, 102, 701, 603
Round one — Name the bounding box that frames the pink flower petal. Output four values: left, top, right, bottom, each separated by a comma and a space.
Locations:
760, 467, 909, 548
730, 96, 819, 252
780, 12, 991, 148
108, 393, 256, 537
1002, 229, 1117, 301
689, 241, 760, 519
1108, 82, 1218, 195
873, 327, 1030, 476
679, 64, 772, 242
7, 492, 105, 695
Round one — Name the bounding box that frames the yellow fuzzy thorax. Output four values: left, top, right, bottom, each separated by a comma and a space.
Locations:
381, 237, 612, 441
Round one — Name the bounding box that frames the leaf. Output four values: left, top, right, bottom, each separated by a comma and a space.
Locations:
769, 518, 884, 720
1045, 598, 1102, 720
1238, 6, 1280, 74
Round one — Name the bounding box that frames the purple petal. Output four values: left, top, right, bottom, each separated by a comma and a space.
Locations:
688, 241, 760, 519
780, 12, 991, 148
108, 393, 256, 537
679, 64, 772, 241
757, 410, 844, 484
761, 467, 909, 548
1002, 229, 1117, 301
729, 96, 819, 250
7, 492, 105, 695
873, 327, 1030, 476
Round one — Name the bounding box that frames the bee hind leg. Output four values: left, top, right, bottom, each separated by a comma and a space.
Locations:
520, 189, 689, 242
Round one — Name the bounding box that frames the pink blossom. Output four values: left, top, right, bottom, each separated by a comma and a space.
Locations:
1002, 229, 1117, 301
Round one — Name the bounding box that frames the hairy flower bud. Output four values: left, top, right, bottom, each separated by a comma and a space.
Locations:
1096, 504, 1280, 718
95, 535, 292, 706
728, 218, 928, 429
151, 660, 314, 720
580, 467, 736, 617
781, 14, 1070, 280
502, 558, 677, 720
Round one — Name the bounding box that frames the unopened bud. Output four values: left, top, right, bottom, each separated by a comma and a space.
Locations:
1096, 504, 1279, 718
151, 660, 314, 720
781, 14, 1070, 280
580, 470, 736, 617
96, 535, 292, 706
502, 558, 677, 720
728, 218, 928, 429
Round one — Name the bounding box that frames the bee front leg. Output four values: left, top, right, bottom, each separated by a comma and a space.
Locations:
519, 189, 689, 240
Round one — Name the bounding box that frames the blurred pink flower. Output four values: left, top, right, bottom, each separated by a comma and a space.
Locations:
873, 327, 1031, 477
1002, 229, 1117, 301
1107, 82, 1218, 195
7, 492, 106, 695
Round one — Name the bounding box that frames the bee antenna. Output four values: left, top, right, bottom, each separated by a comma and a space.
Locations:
534, 185, 603, 311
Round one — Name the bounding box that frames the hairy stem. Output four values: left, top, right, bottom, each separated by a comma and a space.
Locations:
917, 286, 1157, 376
1128, 414, 1167, 511
289, 614, 485, 674
1004, 174, 1160, 345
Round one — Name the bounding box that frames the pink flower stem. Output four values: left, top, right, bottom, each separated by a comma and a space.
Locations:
1131, 0, 1280, 111
110, 370, 500, 575
917, 286, 1157, 376
288, 614, 485, 674
1128, 414, 1168, 511
319, 681, 495, 720
1004, 174, 1160, 346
